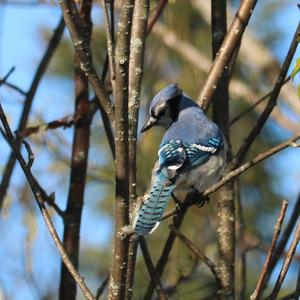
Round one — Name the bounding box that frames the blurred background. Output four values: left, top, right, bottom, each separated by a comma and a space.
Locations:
0, 1, 299, 299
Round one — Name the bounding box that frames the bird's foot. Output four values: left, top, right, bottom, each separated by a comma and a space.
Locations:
186, 190, 209, 207
196, 195, 210, 207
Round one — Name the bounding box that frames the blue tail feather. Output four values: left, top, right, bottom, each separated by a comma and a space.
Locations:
134, 180, 175, 236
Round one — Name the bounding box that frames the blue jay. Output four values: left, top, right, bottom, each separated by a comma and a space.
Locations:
133, 83, 226, 236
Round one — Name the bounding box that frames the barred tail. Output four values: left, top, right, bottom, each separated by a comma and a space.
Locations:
134, 180, 175, 236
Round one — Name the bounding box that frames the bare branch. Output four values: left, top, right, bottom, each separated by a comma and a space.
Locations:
0, 102, 95, 300
0, 67, 15, 86
230, 76, 291, 126
139, 237, 168, 300
22, 140, 34, 169
96, 275, 109, 300
143, 211, 186, 300
0, 16, 65, 210
269, 222, 300, 299
108, 1, 134, 299
263, 193, 300, 290
198, 0, 258, 111
234, 22, 300, 165
250, 200, 288, 300
147, 0, 168, 34
59, 0, 93, 298
126, 1, 150, 298
169, 225, 220, 285
58, 0, 115, 120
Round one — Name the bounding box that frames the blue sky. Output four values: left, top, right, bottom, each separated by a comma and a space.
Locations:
0, 2, 299, 299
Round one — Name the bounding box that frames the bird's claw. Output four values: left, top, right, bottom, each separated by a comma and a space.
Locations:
196, 195, 210, 207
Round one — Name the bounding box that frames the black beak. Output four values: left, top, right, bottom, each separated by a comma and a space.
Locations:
140, 117, 158, 133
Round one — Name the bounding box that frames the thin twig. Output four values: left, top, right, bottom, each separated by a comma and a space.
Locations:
250, 200, 288, 300
0, 67, 15, 86
198, 0, 258, 111
169, 225, 220, 286
22, 140, 34, 169
0, 102, 95, 300
0, 17, 65, 211
262, 192, 300, 290
269, 222, 300, 299
230, 76, 291, 126
143, 210, 186, 300
139, 237, 168, 300
147, 0, 168, 34
234, 22, 300, 165
96, 275, 109, 299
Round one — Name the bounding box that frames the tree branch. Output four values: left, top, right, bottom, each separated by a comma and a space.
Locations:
59, 0, 93, 299
250, 200, 288, 300
0, 102, 95, 300
139, 237, 168, 300
143, 211, 186, 300
234, 22, 300, 165
198, 0, 258, 111
0, 16, 65, 211
169, 225, 220, 287
108, 1, 134, 299
58, 0, 115, 120
269, 222, 300, 299
126, 1, 150, 298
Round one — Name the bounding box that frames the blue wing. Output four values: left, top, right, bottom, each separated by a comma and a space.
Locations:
134, 136, 223, 235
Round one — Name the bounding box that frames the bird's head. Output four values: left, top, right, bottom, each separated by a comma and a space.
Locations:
141, 83, 182, 133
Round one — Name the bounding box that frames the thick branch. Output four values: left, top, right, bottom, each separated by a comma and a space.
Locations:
108, 2, 134, 299
126, 1, 150, 298
59, 1, 93, 299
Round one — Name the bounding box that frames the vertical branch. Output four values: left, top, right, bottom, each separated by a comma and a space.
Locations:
58, 1, 93, 300
126, 1, 149, 298
0, 17, 65, 210
250, 200, 288, 300
269, 222, 300, 299
235, 180, 246, 300
108, 2, 134, 299
210, 1, 235, 299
